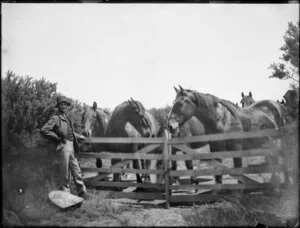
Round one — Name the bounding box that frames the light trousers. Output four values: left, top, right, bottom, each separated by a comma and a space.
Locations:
57, 140, 86, 194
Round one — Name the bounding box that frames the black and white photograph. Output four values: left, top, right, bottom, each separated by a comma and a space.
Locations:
2, 2, 299, 227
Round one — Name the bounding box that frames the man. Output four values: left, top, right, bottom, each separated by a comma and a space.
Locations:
41, 95, 88, 199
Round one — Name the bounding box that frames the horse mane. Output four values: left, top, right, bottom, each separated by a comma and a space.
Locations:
95, 108, 110, 127
127, 98, 153, 135
185, 89, 219, 108
219, 99, 241, 120
186, 90, 240, 120
128, 98, 146, 117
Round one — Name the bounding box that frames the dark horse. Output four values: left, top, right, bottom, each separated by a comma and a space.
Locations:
167, 85, 288, 184
81, 101, 110, 168
105, 98, 159, 184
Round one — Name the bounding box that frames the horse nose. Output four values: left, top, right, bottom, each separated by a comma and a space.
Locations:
167, 121, 179, 134
143, 129, 151, 137
83, 131, 91, 137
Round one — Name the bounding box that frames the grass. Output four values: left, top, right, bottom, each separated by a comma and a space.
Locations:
182, 188, 298, 227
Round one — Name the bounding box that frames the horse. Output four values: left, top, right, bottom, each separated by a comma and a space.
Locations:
167, 85, 287, 185
105, 98, 159, 186
81, 101, 110, 169
240, 92, 255, 108
158, 116, 208, 185
240, 92, 288, 127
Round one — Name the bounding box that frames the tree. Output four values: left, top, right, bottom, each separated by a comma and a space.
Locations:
269, 21, 299, 87
149, 105, 172, 128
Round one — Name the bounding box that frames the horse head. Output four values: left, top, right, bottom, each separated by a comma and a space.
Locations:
105, 99, 158, 184
240, 91, 255, 108
81, 101, 109, 137
126, 98, 155, 137
167, 85, 198, 134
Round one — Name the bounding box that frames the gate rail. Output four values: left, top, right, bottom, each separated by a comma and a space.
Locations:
77, 123, 298, 208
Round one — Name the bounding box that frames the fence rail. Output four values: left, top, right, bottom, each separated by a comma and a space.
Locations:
79, 123, 297, 208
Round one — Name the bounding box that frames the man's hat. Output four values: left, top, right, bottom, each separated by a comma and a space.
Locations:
49, 190, 84, 209
56, 96, 71, 107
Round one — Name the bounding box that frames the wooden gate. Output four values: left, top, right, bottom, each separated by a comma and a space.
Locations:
77, 123, 298, 208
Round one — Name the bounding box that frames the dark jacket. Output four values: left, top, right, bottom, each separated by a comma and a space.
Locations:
41, 113, 81, 144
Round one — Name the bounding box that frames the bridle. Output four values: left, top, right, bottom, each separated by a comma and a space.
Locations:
82, 109, 102, 135
167, 93, 197, 126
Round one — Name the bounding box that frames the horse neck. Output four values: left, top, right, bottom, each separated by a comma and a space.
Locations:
191, 93, 220, 133
182, 116, 205, 136
92, 110, 107, 137
144, 111, 157, 135
194, 98, 240, 134
106, 104, 142, 136
193, 108, 221, 134
127, 101, 153, 136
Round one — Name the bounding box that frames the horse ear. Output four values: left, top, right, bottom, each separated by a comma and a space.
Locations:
174, 86, 179, 94
178, 85, 187, 96
92, 101, 97, 110
249, 92, 252, 97
241, 92, 244, 98
178, 85, 184, 92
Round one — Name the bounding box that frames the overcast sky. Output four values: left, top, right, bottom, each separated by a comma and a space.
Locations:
2, 3, 299, 110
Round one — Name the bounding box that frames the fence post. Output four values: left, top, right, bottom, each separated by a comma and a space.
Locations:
164, 129, 170, 209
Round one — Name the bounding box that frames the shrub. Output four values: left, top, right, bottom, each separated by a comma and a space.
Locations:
149, 105, 172, 127
1, 70, 85, 154
2, 71, 57, 133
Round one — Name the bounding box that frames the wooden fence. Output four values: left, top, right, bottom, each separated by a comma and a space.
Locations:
77, 123, 298, 208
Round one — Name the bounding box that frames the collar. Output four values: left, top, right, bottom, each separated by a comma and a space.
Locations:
58, 113, 68, 121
